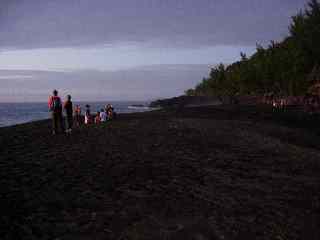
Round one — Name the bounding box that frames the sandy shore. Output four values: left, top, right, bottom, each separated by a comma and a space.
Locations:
0, 106, 319, 239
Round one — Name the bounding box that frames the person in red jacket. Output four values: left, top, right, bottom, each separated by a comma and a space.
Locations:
48, 89, 64, 135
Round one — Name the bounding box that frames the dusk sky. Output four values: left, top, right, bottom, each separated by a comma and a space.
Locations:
0, 0, 307, 102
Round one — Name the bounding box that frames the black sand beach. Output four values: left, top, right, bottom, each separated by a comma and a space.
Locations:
1, 106, 319, 239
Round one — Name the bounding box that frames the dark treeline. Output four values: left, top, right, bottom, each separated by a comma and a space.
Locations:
186, 0, 320, 99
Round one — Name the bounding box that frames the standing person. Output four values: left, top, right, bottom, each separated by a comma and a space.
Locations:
104, 104, 110, 115
64, 95, 73, 134
107, 105, 113, 120
110, 104, 117, 119
95, 111, 101, 124
74, 105, 82, 127
105, 104, 112, 120
48, 89, 64, 135
85, 104, 91, 125
100, 108, 107, 122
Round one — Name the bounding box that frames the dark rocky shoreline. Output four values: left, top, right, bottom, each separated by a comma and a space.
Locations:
149, 96, 223, 108
1, 106, 319, 239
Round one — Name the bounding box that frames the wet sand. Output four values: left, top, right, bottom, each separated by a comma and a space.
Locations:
0, 106, 319, 239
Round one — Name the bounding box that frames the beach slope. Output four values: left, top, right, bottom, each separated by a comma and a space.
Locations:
0, 106, 319, 240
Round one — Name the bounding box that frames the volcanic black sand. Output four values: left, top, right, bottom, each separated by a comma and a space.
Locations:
1, 106, 319, 240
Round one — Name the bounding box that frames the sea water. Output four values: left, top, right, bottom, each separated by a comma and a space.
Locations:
0, 101, 152, 127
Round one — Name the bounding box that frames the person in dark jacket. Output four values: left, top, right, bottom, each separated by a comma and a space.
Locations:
64, 95, 73, 133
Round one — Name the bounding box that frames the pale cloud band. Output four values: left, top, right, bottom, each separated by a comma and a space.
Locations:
0, 65, 211, 102
0, 44, 256, 71
0, 75, 34, 79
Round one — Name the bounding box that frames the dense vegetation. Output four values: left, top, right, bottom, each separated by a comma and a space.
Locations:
185, 0, 320, 98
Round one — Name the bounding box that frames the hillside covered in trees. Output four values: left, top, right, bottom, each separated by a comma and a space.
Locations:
185, 0, 320, 99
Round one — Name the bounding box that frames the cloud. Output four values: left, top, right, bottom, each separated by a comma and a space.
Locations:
0, 0, 307, 50
0, 75, 34, 79
0, 44, 256, 71
0, 65, 210, 101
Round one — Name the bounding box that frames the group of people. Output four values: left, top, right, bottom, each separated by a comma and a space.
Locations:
262, 93, 320, 114
48, 89, 116, 135
83, 103, 115, 125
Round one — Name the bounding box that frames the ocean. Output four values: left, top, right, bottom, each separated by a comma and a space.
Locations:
0, 101, 153, 127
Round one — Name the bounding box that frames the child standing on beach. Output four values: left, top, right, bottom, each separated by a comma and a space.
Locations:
100, 108, 107, 122
64, 95, 73, 133
106, 104, 114, 120
74, 105, 81, 126
85, 105, 91, 124
95, 111, 101, 124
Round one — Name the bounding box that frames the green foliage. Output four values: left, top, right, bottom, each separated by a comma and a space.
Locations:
186, 0, 320, 97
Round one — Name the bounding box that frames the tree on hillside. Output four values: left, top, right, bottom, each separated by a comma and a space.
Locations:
185, 0, 320, 99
